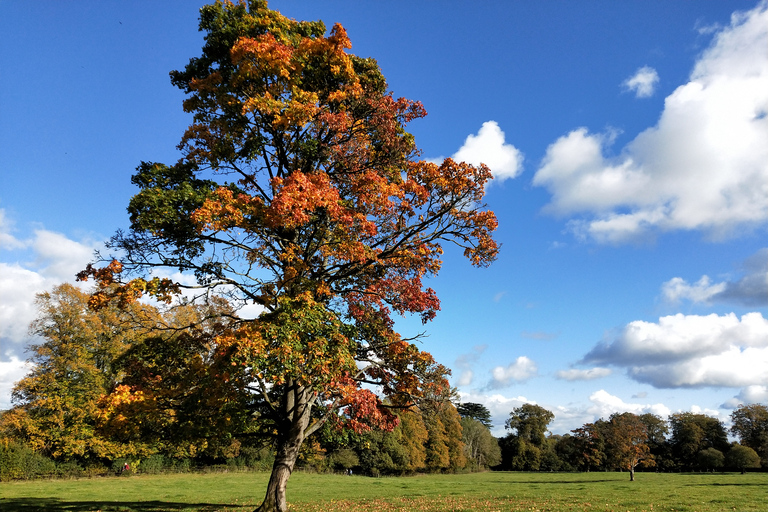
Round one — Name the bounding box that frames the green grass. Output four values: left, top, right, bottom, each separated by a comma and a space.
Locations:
0, 471, 765, 511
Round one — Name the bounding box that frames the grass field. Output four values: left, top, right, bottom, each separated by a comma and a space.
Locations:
0, 471, 765, 512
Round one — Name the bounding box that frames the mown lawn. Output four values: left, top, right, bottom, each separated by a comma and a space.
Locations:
0, 471, 765, 511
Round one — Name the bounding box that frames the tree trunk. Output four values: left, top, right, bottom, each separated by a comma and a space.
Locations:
629, 466, 635, 481
255, 383, 313, 512
255, 437, 302, 512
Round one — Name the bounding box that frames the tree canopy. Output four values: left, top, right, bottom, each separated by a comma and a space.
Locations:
77, 2, 498, 510
505, 404, 554, 447
730, 404, 768, 466
1, 284, 146, 462
457, 402, 492, 429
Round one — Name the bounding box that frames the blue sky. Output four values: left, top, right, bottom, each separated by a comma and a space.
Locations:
1, 1, 766, 436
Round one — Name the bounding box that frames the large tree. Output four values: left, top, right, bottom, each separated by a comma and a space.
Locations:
730, 404, 768, 466
0, 284, 248, 464
668, 412, 729, 470
505, 404, 554, 447
501, 403, 554, 470
0, 284, 147, 462
570, 422, 605, 472
78, 2, 498, 511
461, 417, 501, 469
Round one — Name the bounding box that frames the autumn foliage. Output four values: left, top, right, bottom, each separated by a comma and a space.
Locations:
75, 1, 498, 510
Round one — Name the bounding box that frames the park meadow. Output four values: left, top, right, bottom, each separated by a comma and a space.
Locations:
1, 470, 765, 512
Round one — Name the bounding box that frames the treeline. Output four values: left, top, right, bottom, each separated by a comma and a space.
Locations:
496, 403, 767, 478
0, 284, 500, 481
1, 284, 766, 481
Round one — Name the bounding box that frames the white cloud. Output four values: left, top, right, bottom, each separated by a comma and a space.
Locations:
0, 222, 102, 354
489, 356, 538, 388
662, 248, 768, 307
0, 356, 31, 410
31, 229, 97, 282
0, 220, 105, 409
547, 390, 671, 435
556, 367, 612, 381
456, 370, 473, 387
623, 66, 660, 98
583, 312, 768, 388
586, 389, 671, 419
662, 276, 727, 303
533, 2, 768, 243
721, 385, 768, 409
452, 121, 523, 183
0, 263, 48, 346
0, 209, 27, 250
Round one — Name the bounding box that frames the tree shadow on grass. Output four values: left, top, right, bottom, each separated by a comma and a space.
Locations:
0, 498, 249, 512
683, 482, 767, 488
486, 478, 619, 485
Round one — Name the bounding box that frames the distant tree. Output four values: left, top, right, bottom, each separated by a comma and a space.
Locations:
603, 412, 654, 481
501, 404, 554, 471
0, 284, 148, 462
639, 413, 672, 471
505, 404, 554, 447
438, 403, 467, 471
423, 403, 463, 472
328, 448, 358, 471
571, 422, 605, 472
725, 444, 761, 474
460, 417, 501, 469
393, 409, 429, 472
697, 447, 725, 472
457, 403, 492, 428
0, 284, 253, 464
553, 434, 580, 471
539, 436, 563, 471
669, 413, 729, 470
730, 404, 768, 466
509, 437, 543, 471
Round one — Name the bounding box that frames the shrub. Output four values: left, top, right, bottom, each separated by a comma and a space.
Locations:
140, 454, 167, 474
0, 439, 57, 481
55, 461, 85, 478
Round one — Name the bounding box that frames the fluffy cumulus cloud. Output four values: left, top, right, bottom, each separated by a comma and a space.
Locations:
452, 121, 523, 184
533, 3, 768, 243
547, 390, 671, 435
721, 385, 768, 409
583, 312, 768, 388
623, 66, 660, 98
662, 248, 768, 307
662, 275, 727, 304
556, 367, 612, 381
586, 390, 671, 419
0, 211, 103, 408
0, 356, 31, 410
489, 356, 538, 388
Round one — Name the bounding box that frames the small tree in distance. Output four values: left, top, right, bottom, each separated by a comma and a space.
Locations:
726, 444, 761, 474
604, 412, 654, 481
697, 447, 724, 472
77, 2, 499, 511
